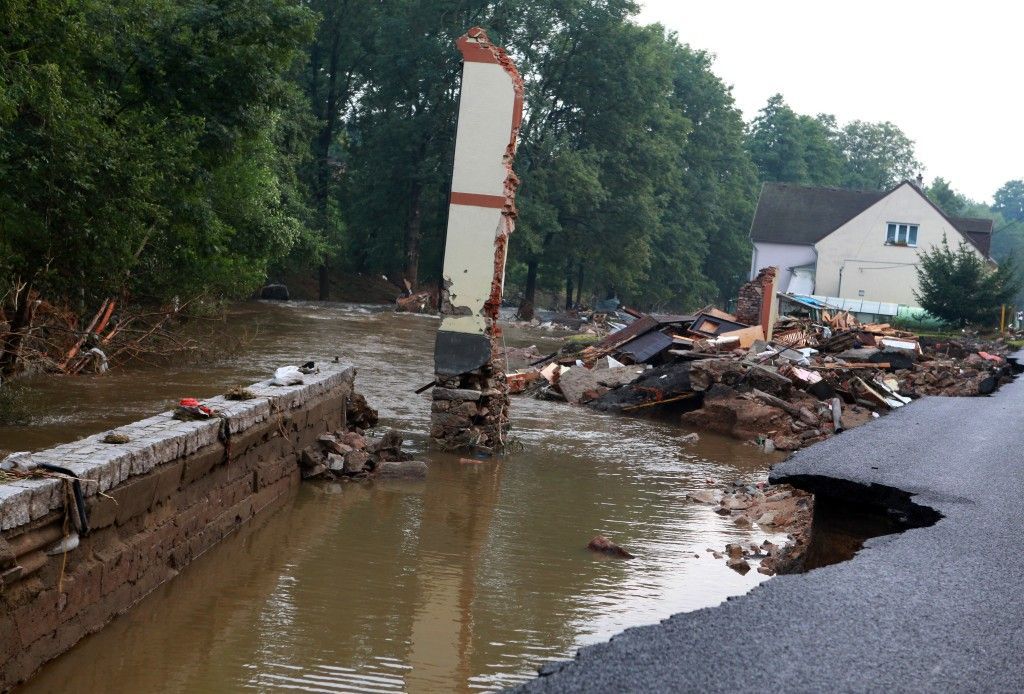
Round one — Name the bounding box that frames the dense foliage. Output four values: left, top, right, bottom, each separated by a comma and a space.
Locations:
1, 0, 314, 309
915, 237, 1020, 327
746, 94, 921, 191
4, 0, 1006, 319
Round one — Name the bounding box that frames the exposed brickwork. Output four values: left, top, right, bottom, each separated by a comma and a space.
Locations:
736, 266, 778, 327
430, 337, 510, 452
0, 366, 355, 689
431, 28, 521, 453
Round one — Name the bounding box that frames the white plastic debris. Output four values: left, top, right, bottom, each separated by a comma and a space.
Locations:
46, 532, 80, 556
86, 347, 109, 373
271, 365, 304, 386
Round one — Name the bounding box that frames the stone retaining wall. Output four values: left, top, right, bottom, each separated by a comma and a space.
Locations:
0, 365, 356, 689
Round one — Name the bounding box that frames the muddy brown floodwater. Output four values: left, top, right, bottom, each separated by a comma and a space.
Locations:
2, 302, 786, 693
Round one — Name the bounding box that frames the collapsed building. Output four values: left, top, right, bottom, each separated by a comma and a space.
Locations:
506, 268, 1019, 453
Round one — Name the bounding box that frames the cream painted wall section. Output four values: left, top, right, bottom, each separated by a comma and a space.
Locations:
449, 61, 515, 196
750, 242, 817, 292
813, 184, 984, 307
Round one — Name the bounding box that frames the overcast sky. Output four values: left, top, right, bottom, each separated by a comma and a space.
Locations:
637, 0, 1019, 203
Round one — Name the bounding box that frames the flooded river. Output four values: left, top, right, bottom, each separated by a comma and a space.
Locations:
2, 302, 783, 692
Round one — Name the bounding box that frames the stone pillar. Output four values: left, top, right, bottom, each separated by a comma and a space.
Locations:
430, 28, 523, 453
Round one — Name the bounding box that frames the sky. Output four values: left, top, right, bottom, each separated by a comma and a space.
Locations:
637, 0, 1020, 203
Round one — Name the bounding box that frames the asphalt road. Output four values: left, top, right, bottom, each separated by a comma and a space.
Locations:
516, 362, 1024, 693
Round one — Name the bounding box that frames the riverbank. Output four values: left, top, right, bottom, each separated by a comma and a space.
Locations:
517, 349, 1024, 692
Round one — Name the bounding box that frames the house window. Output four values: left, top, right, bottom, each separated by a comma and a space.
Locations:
886, 223, 918, 247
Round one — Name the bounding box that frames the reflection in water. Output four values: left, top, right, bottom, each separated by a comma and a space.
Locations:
9, 302, 785, 692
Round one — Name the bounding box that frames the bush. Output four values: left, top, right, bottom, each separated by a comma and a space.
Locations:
914, 237, 1020, 328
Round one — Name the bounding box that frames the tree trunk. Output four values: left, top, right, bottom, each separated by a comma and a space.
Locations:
319, 265, 330, 301
575, 261, 584, 307
312, 26, 341, 303
564, 258, 574, 310
405, 180, 422, 290
519, 258, 539, 320
1, 284, 34, 376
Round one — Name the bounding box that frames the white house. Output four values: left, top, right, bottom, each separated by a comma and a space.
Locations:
748, 180, 994, 310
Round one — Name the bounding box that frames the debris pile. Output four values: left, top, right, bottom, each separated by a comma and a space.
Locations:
688, 477, 813, 576
300, 398, 426, 481
395, 288, 438, 313
505, 290, 1018, 452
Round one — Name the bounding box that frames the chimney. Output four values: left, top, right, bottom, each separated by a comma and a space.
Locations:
915, 173, 924, 187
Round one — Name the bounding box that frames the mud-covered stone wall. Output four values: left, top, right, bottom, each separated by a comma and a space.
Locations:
0, 365, 355, 690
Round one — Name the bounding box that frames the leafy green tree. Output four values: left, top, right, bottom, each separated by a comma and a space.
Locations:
839, 120, 921, 190
927, 177, 967, 216
509, 2, 679, 316
993, 180, 1024, 222
745, 95, 842, 187
915, 236, 1020, 327
653, 39, 757, 306
1, 0, 315, 310
746, 95, 810, 184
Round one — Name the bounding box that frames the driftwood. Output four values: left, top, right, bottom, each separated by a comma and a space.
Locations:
809, 362, 890, 370
750, 388, 819, 426
61, 298, 109, 368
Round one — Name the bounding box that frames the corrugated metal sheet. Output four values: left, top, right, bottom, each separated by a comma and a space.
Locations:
649, 313, 697, 326
618, 330, 673, 363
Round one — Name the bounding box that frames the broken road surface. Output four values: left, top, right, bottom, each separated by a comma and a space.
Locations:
517, 350, 1024, 692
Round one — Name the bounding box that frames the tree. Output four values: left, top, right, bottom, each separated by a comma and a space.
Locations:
993, 180, 1024, 222
926, 177, 967, 216
839, 120, 921, 190
745, 95, 842, 187
0, 0, 315, 309
654, 39, 758, 306
914, 236, 1020, 327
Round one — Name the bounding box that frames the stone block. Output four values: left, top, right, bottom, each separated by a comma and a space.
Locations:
433, 387, 483, 401
181, 445, 226, 487
86, 495, 118, 531
151, 459, 185, 503
110, 474, 159, 526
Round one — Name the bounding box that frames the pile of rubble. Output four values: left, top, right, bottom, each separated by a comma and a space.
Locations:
687, 478, 813, 576
505, 298, 1018, 453
299, 395, 427, 481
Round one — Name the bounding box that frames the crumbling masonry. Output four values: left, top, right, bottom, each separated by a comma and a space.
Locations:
736, 266, 778, 328
430, 28, 524, 451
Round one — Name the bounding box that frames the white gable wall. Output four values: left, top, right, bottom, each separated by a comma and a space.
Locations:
812, 184, 984, 307
750, 242, 818, 293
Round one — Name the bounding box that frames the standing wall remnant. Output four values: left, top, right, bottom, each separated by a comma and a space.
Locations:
737, 266, 780, 340
431, 28, 524, 452
0, 366, 356, 689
